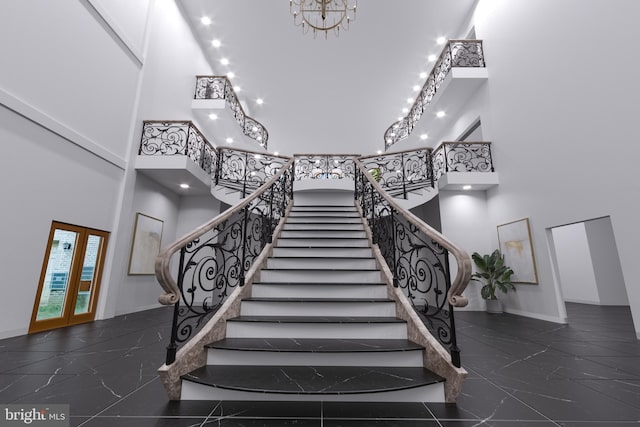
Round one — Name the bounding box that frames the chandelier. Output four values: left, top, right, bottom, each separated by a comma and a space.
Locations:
290, 0, 357, 38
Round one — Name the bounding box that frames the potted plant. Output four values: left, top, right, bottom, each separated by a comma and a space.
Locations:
471, 249, 516, 314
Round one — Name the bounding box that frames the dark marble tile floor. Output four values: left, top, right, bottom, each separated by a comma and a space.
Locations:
1, 303, 639, 426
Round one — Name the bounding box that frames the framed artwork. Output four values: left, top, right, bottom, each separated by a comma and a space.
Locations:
497, 218, 538, 284
128, 213, 164, 275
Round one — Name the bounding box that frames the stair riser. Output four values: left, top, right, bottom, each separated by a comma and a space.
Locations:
266, 258, 377, 270
280, 230, 367, 239
276, 238, 369, 247
283, 223, 364, 230
288, 211, 360, 218
291, 206, 357, 212
260, 270, 382, 283
181, 381, 445, 402
286, 217, 362, 224
251, 284, 387, 299
240, 301, 396, 317
271, 247, 373, 258
226, 322, 407, 340
206, 349, 423, 367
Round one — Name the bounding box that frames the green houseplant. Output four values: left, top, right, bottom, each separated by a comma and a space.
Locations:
471, 249, 516, 313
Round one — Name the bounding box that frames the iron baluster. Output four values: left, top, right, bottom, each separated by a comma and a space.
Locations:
390, 208, 399, 288
443, 248, 461, 367
428, 148, 435, 188
369, 180, 376, 244
166, 247, 186, 365
242, 151, 248, 198
239, 207, 249, 287
401, 152, 407, 199
268, 186, 274, 243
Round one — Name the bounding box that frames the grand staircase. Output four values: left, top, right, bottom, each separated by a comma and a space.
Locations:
177, 199, 448, 402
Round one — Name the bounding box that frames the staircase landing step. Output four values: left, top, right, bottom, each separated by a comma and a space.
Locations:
228, 315, 404, 324
182, 365, 444, 397
207, 338, 424, 353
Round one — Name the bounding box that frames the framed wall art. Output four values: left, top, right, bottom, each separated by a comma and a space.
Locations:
128, 213, 164, 275
497, 217, 538, 284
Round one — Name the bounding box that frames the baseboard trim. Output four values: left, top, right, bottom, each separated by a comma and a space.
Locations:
504, 307, 567, 324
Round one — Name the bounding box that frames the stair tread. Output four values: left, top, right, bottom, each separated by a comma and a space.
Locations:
207, 338, 424, 353
227, 315, 405, 324
183, 365, 444, 395
242, 297, 393, 303
253, 282, 386, 286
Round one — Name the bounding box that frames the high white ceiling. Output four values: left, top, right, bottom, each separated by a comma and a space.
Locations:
178, 0, 476, 156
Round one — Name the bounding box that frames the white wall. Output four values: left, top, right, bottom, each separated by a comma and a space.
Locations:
439, 190, 493, 310
585, 217, 629, 306
552, 223, 600, 305
435, 0, 640, 332
0, 105, 123, 338
100, 0, 219, 319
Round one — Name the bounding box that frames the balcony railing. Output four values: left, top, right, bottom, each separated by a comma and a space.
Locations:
214, 147, 291, 198
384, 40, 486, 149
293, 154, 359, 180
359, 148, 433, 199
432, 142, 494, 181
195, 76, 269, 149
139, 120, 217, 175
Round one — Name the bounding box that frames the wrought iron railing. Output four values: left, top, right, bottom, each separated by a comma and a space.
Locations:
214, 147, 291, 198
194, 76, 269, 149
359, 148, 433, 199
354, 159, 471, 367
293, 154, 359, 180
384, 40, 486, 149
156, 159, 294, 364
139, 121, 217, 174
432, 142, 494, 181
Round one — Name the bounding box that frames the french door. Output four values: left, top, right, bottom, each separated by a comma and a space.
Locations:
29, 222, 109, 333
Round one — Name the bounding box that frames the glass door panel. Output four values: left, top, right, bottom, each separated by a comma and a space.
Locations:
35, 228, 79, 321
74, 234, 103, 315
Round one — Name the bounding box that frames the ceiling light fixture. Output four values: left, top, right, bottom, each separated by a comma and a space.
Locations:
436, 36, 446, 45
220, 58, 229, 65
428, 54, 437, 62
233, 85, 241, 92
180, 183, 190, 189
201, 17, 211, 26
208, 113, 218, 120
462, 185, 472, 190
412, 85, 420, 92
436, 111, 446, 118
211, 39, 221, 48
256, 98, 264, 105
419, 72, 427, 79
226, 137, 233, 143
420, 134, 428, 140
290, 0, 357, 38
227, 72, 235, 79
402, 108, 409, 113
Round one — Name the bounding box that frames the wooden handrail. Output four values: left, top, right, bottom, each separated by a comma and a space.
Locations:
218, 146, 291, 159
354, 159, 471, 307
155, 158, 295, 305
359, 147, 432, 160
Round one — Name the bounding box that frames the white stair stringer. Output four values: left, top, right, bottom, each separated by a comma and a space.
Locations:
175, 197, 465, 403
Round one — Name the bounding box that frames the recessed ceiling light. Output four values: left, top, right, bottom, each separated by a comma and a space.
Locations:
406, 97, 413, 103
420, 134, 428, 140
436, 111, 446, 118
393, 124, 399, 129
274, 151, 279, 156
226, 137, 233, 143
389, 132, 396, 137
227, 71, 235, 79
211, 39, 221, 48
412, 85, 420, 92
208, 113, 218, 120
180, 183, 190, 189
257, 136, 263, 141
256, 98, 264, 105
419, 72, 427, 79
398, 116, 403, 121
233, 85, 240, 91
463, 185, 472, 190
254, 154, 262, 159
386, 138, 392, 143
428, 54, 437, 62
201, 16, 211, 25
252, 126, 258, 132
402, 108, 409, 113
436, 36, 446, 45
376, 150, 382, 155
220, 58, 229, 65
